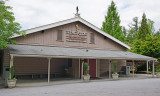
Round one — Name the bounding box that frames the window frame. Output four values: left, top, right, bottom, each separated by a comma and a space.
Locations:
90, 33, 95, 44
57, 30, 63, 41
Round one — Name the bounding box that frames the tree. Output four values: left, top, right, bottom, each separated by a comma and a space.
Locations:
0, 1, 25, 50
155, 29, 160, 38
101, 1, 125, 42
131, 35, 160, 60
126, 17, 139, 43
136, 13, 151, 40
130, 13, 160, 60
122, 26, 127, 37
147, 19, 155, 34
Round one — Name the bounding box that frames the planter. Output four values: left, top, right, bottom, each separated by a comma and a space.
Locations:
112, 74, 119, 80
83, 75, 90, 82
7, 79, 17, 88
156, 73, 160, 78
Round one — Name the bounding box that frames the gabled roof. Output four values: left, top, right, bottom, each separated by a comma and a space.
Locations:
8, 44, 156, 60
12, 16, 131, 49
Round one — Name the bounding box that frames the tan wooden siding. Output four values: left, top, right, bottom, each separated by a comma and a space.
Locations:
72, 59, 79, 78
50, 58, 68, 75
100, 59, 109, 76
99, 59, 126, 77
13, 57, 69, 74
14, 57, 48, 74
3, 49, 10, 67
13, 22, 126, 51
97, 59, 100, 77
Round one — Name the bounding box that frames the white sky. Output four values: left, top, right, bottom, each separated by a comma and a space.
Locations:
7, 0, 160, 31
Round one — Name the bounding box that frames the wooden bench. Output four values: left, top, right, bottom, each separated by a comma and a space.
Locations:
15, 73, 61, 79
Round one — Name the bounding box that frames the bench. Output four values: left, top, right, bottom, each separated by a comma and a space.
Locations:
15, 73, 60, 79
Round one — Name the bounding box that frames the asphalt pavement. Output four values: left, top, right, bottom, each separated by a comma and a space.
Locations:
0, 78, 160, 96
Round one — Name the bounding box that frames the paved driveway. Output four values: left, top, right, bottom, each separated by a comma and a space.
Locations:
0, 78, 160, 96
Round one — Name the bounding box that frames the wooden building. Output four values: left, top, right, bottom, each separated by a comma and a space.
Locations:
1, 13, 157, 83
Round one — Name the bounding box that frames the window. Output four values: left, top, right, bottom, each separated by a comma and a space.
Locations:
90, 33, 95, 44
57, 30, 63, 41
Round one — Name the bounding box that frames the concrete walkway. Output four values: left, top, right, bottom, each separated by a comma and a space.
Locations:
0, 78, 160, 96
0, 74, 155, 88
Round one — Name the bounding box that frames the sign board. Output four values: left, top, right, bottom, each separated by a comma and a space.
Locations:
66, 31, 87, 43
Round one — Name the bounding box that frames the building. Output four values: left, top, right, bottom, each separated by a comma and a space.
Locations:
1, 13, 157, 83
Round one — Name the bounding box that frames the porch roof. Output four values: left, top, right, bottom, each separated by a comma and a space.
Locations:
8, 44, 157, 61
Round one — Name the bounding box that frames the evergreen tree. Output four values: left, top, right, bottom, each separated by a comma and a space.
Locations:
131, 35, 160, 60
155, 29, 160, 38
101, 1, 125, 42
137, 13, 151, 40
147, 19, 155, 35
126, 17, 139, 43
0, 0, 25, 50
122, 26, 127, 37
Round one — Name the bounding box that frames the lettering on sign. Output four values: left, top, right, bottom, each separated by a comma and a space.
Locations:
66, 31, 87, 43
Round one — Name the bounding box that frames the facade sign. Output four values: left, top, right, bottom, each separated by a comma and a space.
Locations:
66, 31, 87, 43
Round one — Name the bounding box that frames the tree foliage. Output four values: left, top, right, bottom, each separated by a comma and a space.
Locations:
0, 1, 25, 50
154, 30, 160, 38
129, 13, 160, 61
126, 17, 139, 43
136, 13, 151, 40
131, 35, 160, 60
101, 1, 125, 42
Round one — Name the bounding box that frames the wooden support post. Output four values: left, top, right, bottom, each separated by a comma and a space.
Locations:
109, 60, 111, 79
147, 60, 149, 74
9, 55, 14, 79
48, 58, 51, 84
96, 59, 98, 77
81, 60, 83, 80
152, 60, 155, 77
132, 60, 134, 78
79, 58, 80, 79
88, 59, 89, 71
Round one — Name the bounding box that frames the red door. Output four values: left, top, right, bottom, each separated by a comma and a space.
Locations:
80, 59, 96, 78
89, 59, 96, 77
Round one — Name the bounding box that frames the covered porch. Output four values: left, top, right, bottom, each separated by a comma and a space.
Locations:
7, 44, 157, 84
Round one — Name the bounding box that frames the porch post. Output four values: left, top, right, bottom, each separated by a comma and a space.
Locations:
9, 55, 14, 79
109, 60, 111, 79
48, 58, 51, 84
96, 59, 98, 77
79, 58, 80, 79
132, 60, 134, 78
147, 60, 149, 73
152, 60, 155, 77
81, 60, 83, 80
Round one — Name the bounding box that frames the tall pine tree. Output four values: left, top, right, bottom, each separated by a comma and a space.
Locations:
102, 1, 125, 42
137, 13, 151, 40
126, 17, 139, 43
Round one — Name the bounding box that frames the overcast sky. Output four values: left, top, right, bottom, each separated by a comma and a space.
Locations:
7, 0, 160, 32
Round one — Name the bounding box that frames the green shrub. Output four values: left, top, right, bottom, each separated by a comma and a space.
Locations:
137, 64, 146, 71
113, 61, 117, 74
83, 62, 89, 75
155, 64, 160, 72
9, 66, 15, 80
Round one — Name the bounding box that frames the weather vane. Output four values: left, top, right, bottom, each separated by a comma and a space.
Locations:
76, 6, 79, 14
75, 6, 80, 17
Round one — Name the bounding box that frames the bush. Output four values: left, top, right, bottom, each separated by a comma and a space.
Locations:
9, 66, 15, 80
83, 62, 89, 75
137, 64, 146, 71
113, 61, 117, 74
155, 64, 160, 72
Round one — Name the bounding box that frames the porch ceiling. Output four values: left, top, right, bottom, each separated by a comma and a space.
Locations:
8, 44, 157, 61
